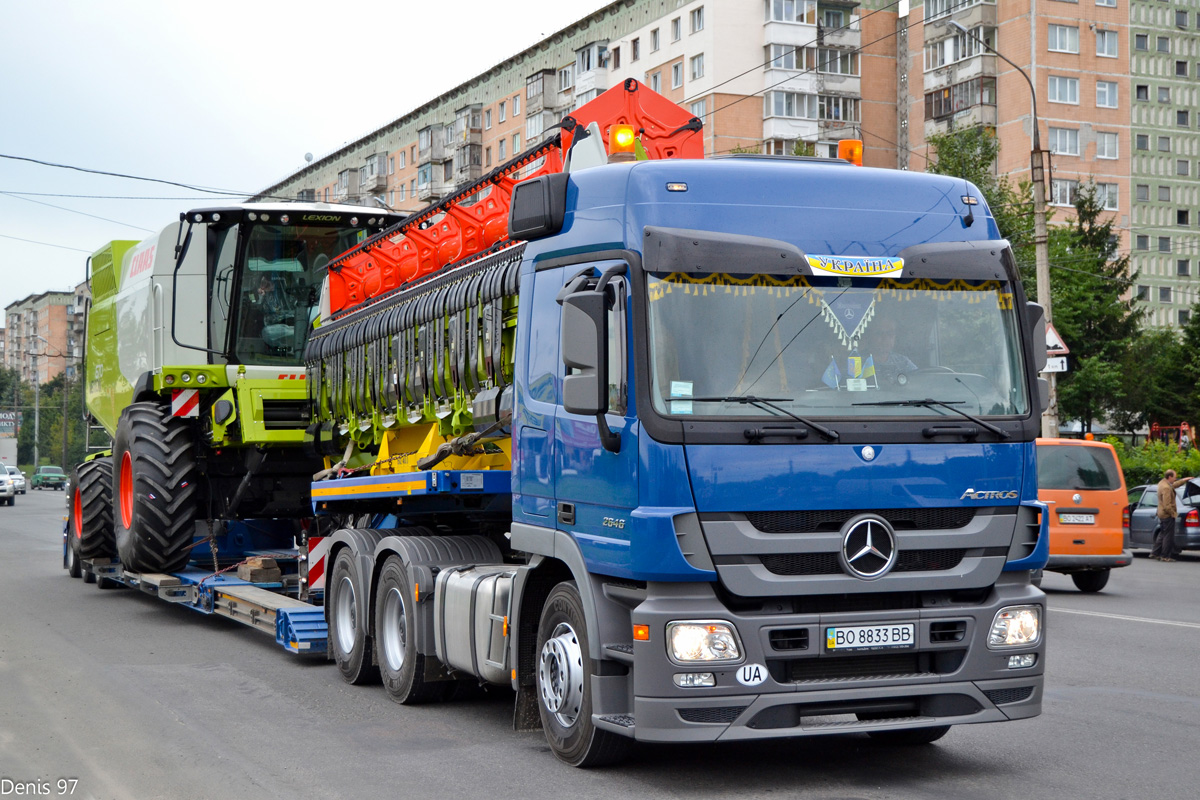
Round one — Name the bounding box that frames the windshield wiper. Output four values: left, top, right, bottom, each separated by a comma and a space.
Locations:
689, 396, 840, 441
852, 398, 1010, 439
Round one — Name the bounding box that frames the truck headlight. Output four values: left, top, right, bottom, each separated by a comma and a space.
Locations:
666, 621, 742, 664
988, 605, 1041, 648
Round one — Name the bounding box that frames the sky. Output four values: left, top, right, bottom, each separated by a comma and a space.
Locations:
0, 0, 612, 314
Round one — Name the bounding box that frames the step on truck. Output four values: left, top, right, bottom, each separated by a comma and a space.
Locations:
67, 80, 1050, 766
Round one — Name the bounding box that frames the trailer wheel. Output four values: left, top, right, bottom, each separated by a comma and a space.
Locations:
65, 532, 82, 579
535, 582, 631, 767
73, 459, 115, 560
374, 555, 448, 704
328, 549, 378, 685
1072, 569, 1110, 593
112, 402, 199, 573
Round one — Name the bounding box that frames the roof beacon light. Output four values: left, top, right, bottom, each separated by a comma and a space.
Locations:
609, 124, 637, 162
838, 139, 864, 166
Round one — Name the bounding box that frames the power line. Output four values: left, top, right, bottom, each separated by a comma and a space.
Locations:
0, 191, 227, 201
0, 191, 155, 233
0, 152, 260, 198
0, 233, 92, 253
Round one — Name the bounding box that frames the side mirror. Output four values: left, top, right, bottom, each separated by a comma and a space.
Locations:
1036, 377, 1050, 413
561, 291, 607, 416
1026, 302, 1047, 374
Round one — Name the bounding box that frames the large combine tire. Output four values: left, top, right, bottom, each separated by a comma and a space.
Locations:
72, 459, 115, 561
374, 555, 448, 704
328, 549, 378, 685
535, 582, 632, 767
112, 402, 199, 574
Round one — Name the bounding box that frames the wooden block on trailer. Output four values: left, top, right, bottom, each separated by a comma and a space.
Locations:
237, 557, 282, 583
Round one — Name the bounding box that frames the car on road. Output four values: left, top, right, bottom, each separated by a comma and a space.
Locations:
0, 471, 14, 505
1126, 480, 1200, 553
1036, 438, 1132, 592
5, 465, 26, 494
31, 465, 67, 490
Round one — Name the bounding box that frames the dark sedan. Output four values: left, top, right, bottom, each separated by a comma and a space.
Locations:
1127, 481, 1200, 552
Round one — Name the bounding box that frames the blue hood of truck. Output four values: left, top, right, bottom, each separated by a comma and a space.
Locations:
683, 442, 1031, 512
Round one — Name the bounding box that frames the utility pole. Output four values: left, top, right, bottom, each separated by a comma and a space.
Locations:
950, 21, 1056, 437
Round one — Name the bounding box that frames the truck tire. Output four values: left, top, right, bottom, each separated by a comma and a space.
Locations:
65, 533, 83, 579
328, 549, 378, 685
72, 459, 115, 560
535, 581, 631, 767
1072, 569, 1110, 593
374, 555, 448, 704
112, 402, 199, 573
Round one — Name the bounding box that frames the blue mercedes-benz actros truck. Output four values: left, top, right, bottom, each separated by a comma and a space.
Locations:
303, 151, 1050, 766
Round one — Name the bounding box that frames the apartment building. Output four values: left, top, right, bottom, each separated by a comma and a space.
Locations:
258, 0, 1200, 326
3, 287, 86, 385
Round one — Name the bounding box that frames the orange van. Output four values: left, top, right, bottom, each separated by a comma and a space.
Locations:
1035, 438, 1132, 592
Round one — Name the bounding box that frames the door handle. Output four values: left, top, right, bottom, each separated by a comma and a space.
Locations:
557, 502, 575, 526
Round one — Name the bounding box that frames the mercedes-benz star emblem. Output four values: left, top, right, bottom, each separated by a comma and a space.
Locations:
840, 517, 898, 580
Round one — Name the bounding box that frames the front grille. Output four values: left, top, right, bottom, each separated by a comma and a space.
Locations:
761, 549, 966, 576
983, 686, 1035, 706
769, 628, 810, 651
679, 706, 747, 724
785, 650, 965, 683
746, 507, 976, 534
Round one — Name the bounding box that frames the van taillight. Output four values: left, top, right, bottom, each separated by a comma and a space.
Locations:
1123, 506, 1130, 530
1186, 509, 1199, 529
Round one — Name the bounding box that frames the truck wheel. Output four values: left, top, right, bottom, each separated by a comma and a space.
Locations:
65, 533, 83, 579
73, 459, 115, 560
535, 582, 631, 767
112, 402, 199, 573
328, 549, 378, 685
866, 725, 951, 745
1071, 569, 1110, 593
374, 555, 448, 704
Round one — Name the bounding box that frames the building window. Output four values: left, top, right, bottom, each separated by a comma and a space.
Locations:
499, 101, 506, 122
1096, 81, 1118, 108
1178, 110, 1190, 127
1159, 87, 1171, 103
1159, 186, 1171, 202
1096, 0, 1115, 6
690, 99, 706, 118
651, 27, 660, 51
1160, 286, 1172, 302
923, 26, 996, 70
1136, 134, 1149, 150
691, 53, 705, 80
498, 139, 506, 160
526, 114, 544, 141
1095, 29, 1118, 57
823, 7, 845, 27
818, 48, 858, 74
1177, 60, 1189, 77
1048, 76, 1079, 104
1157, 36, 1170, 53
1137, 184, 1149, 201
1179, 259, 1191, 276
527, 73, 543, 100
513, 133, 520, 153
1135, 34, 1148, 51
610, 46, 620, 70
690, 6, 704, 32
671, 16, 681, 41
672, 62, 683, 88
1051, 178, 1079, 206
1097, 183, 1119, 211
1176, 9, 1189, 27
1178, 209, 1191, 226
1048, 25, 1079, 53
1136, 85, 1149, 101
1178, 159, 1190, 176
1180, 310, 1191, 325
1049, 127, 1079, 155
1136, 236, 1149, 251
559, 66, 574, 92
513, 94, 519, 116
1097, 131, 1118, 159
484, 147, 491, 167
398, 184, 406, 202
1159, 237, 1171, 253
650, 71, 661, 92
767, 90, 859, 122
768, 43, 807, 69
484, 110, 492, 129
631, 37, 640, 61
1158, 136, 1171, 152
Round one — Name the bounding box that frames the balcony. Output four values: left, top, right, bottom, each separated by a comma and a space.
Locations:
418, 125, 449, 164
360, 154, 387, 193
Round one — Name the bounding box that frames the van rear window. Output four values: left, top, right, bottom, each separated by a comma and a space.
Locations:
1037, 445, 1122, 491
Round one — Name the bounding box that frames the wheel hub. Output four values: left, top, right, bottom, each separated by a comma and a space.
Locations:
334, 576, 358, 655
538, 622, 584, 728
380, 586, 408, 673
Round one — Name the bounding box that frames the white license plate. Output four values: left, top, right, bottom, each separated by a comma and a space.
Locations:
825, 623, 915, 651
1059, 514, 1095, 524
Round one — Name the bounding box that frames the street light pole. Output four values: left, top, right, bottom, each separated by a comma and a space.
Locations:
950, 21, 1057, 437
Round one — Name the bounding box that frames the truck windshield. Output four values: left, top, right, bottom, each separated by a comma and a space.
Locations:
210, 222, 367, 365
646, 271, 1029, 419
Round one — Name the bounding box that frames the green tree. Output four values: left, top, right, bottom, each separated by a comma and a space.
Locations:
1110, 328, 1189, 433
925, 127, 1031, 247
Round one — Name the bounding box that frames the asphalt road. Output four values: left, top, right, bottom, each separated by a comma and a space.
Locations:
2, 489, 1197, 800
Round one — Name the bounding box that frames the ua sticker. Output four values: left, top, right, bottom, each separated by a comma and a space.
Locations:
736, 663, 767, 687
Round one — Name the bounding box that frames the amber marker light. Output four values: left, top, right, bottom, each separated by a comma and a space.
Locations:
838, 139, 864, 166
633, 624, 650, 641
610, 124, 637, 154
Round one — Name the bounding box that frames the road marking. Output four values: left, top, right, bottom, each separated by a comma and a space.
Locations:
1051, 607, 1200, 630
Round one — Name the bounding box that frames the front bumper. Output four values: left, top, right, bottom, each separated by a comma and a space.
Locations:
1046, 552, 1132, 572
619, 578, 1044, 743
